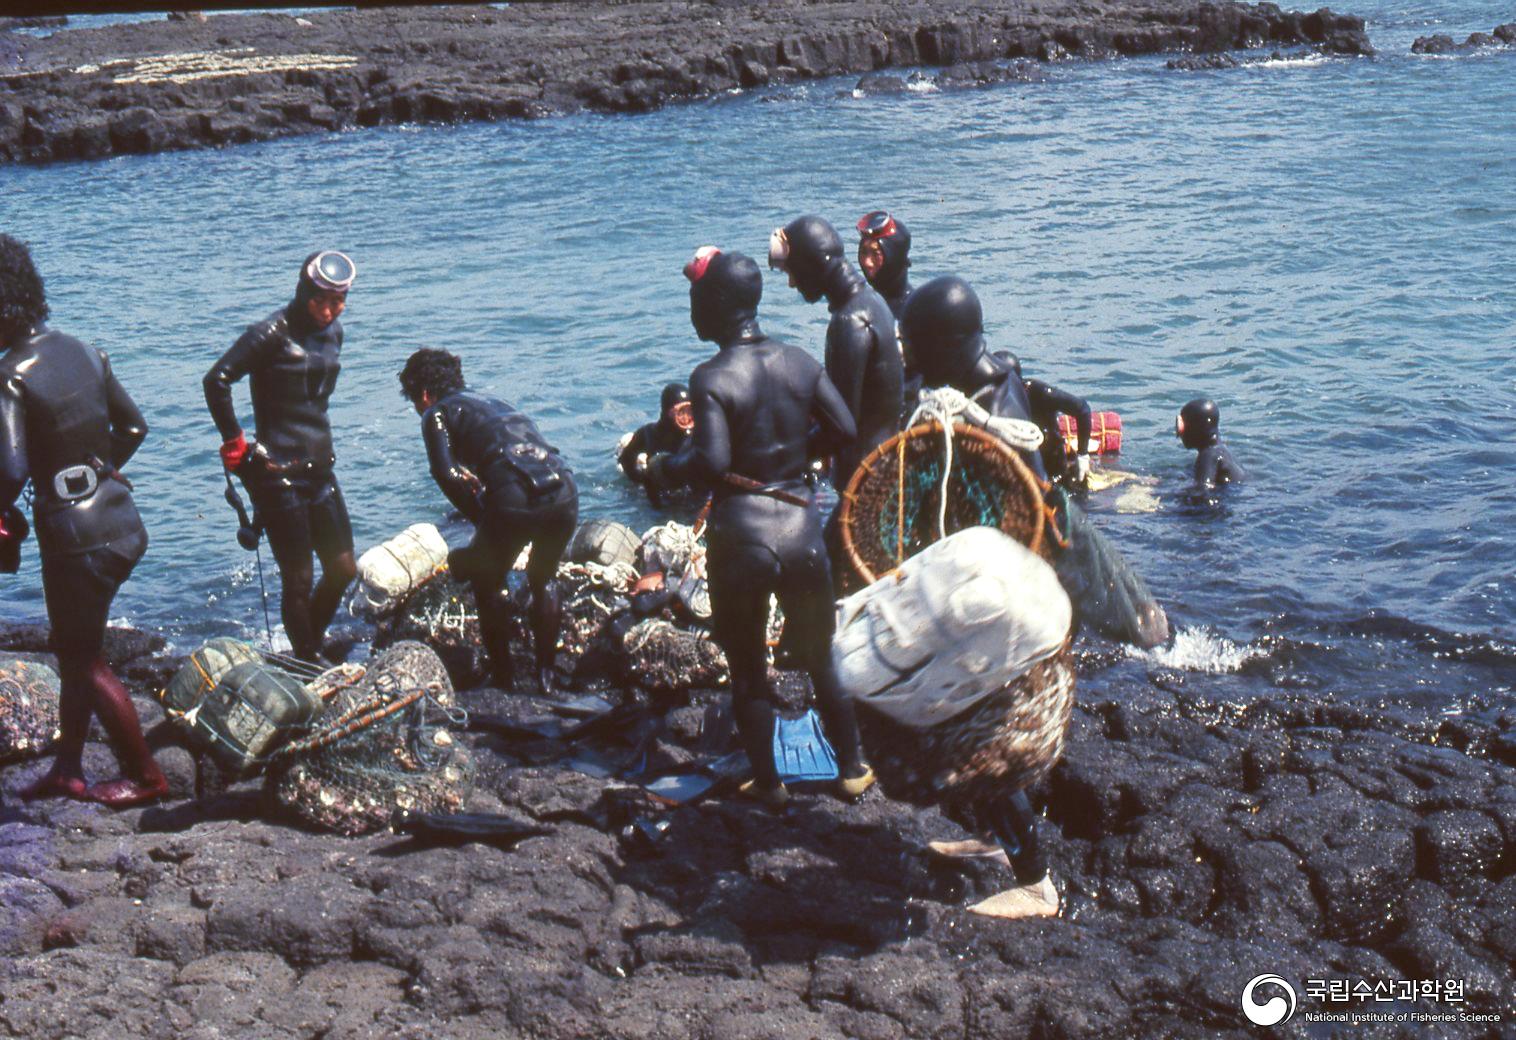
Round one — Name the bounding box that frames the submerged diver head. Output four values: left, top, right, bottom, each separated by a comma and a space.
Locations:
1176, 398, 1221, 448
899, 275, 988, 390
0, 234, 48, 349
399, 347, 467, 414
768, 215, 844, 303
659, 382, 694, 433
294, 250, 356, 330
686, 246, 763, 343
856, 210, 911, 294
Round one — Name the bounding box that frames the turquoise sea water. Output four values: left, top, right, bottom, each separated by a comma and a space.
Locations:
1, 1, 1512, 709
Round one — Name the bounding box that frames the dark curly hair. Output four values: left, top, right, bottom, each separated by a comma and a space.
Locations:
398, 347, 466, 404
0, 234, 47, 347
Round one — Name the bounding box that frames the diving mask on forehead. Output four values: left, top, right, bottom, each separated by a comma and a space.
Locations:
767, 228, 790, 271
306, 250, 356, 293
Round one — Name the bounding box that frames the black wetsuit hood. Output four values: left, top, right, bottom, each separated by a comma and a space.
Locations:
656, 382, 692, 439
900, 276, 992, 390
691, 251, 764, 344
860, 214, 912, 308
778, 215, 846, 304
1178, 398, 1220, 449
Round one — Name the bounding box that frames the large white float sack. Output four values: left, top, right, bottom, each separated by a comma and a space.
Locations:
833, 526, 1071, 729
354, 523, 449, 618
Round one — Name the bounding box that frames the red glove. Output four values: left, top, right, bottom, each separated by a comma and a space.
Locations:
220, 433, 249, 471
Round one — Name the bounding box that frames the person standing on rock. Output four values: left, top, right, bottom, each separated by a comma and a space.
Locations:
646, 246, 873, 809
769, 215, 902, 586
204, 251, 358, 664
399, 347, 578, 695
0, 233, 168, 807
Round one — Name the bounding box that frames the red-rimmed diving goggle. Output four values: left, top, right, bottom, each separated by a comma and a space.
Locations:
857, 210, 899, 240
684, 245, 721, 283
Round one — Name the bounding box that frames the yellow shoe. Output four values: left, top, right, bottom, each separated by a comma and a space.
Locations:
738, 778, 791, 810
836, 765, 876, 802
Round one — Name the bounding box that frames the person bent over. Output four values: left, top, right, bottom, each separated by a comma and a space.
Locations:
399, 348, 578, 695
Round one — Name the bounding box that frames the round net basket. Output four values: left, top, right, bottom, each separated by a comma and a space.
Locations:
838, 420, 1047, 587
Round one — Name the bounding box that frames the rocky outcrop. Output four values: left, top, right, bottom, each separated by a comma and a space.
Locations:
0, 1, 1373, 166
1, 617, 1511, 1038
1412, 23, 1516, 53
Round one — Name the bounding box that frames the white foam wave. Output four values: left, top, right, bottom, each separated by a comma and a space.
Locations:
1127, 625, 1264, 673
1254, 53, 1330, 68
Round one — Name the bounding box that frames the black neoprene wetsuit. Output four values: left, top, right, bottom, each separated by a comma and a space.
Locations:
1025, 377, 1092, 481
957, 353, 1050, 482
1, 327, 149, 654
1194, 442, 1245, 487
821, 267, 903, 490
421, 388, 578, 688
657, 321, 865, 790
619, 415, 691, 506
204, 302, 353, 661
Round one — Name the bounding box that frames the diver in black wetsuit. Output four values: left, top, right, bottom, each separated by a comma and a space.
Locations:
856, 211, 913, 321
897, 273, 1175, 887
0, 234, 167, 808
618, 382, 693, 505
399, 348, 578, 694
1177, 398, 1245, 487
646, 246, 872, 809
1024, 377, 1093, 486
904, 276, 1169, 649
769, 215, 902, 490
900, 276, 1047, 479
204, 251, 358, 664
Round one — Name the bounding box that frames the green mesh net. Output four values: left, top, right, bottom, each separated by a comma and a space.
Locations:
841, 422, 1047, 588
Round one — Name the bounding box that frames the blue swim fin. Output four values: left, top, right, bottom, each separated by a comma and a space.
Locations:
773, 709, 839, 783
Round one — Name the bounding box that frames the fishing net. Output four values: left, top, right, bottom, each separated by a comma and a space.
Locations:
559, 561, 636, 681
624, 618, 728, 693
0, 656, 59, 762
838, 419, 1048, 588
373, 574, 493, 688
267, 642, 473, 836
1052, 495, 1170, 648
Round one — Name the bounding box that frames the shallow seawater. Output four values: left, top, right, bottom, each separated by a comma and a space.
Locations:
1, 0, 1512, 714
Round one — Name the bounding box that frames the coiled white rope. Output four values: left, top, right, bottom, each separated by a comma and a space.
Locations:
907, 387, 1044, 538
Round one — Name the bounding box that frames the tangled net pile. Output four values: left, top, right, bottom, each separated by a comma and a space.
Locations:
0, 657, 59, 761
558, 561, 637, 682
623, 618, 727, 693
268, 641, 473, 836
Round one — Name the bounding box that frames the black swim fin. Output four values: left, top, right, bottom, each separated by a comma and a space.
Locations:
391, 809, 552, 849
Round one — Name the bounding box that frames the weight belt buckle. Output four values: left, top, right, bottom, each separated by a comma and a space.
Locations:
52, 463, 99, 502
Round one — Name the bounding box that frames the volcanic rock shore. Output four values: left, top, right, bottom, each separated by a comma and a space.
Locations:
1, 622, 1512, 1039
0, 0, 1373, 166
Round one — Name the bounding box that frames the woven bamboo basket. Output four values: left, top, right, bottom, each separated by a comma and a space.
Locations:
837, 420, 1048, 588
